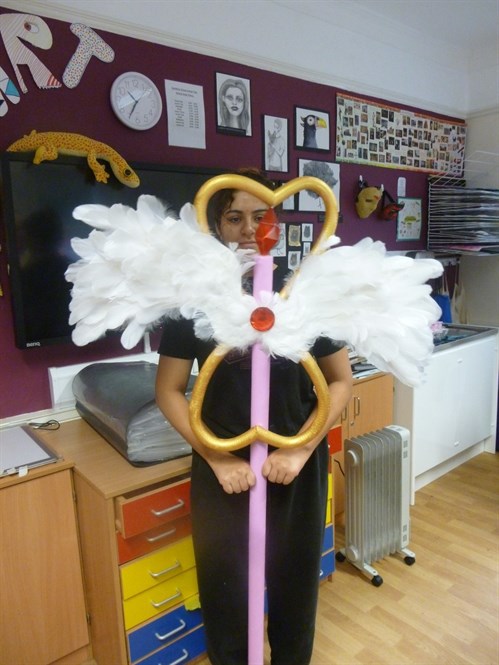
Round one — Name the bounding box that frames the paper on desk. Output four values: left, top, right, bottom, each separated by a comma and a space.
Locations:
0, 426, 59, 476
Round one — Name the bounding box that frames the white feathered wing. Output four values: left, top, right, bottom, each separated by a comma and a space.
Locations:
65, 195, 443, 387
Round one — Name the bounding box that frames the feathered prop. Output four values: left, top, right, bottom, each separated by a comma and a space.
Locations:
66, 193, 442, 387
66, 178, 442, 665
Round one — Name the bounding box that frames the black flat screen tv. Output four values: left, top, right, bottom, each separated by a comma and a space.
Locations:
1, 153, 222, 348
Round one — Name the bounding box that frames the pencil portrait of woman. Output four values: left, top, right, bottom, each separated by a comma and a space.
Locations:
216, 73, 252, 136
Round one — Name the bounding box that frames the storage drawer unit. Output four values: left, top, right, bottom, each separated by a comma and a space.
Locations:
37, 420, 339, 665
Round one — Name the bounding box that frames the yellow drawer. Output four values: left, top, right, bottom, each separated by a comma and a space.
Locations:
123, 567, 199, 629
120, 536, 196, 599
326, 473, 332, 524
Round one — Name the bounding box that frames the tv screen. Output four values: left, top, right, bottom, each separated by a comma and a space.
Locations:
1, 153, 222, 348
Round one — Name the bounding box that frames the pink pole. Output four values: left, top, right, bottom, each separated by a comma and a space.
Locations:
248, 253, 273, 665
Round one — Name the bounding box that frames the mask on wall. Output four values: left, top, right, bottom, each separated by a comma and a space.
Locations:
379, 189, 405, 220
355, 179, 382, 218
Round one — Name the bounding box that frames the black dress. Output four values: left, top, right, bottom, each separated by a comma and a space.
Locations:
158, 317, 343, 665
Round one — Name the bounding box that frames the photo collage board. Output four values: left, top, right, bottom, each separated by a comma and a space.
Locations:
335, 93, 467, 175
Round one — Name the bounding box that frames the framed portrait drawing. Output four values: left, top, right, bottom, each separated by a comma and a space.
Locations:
263, 115, 289, 173
298, 159, 340, 212
216, 72, 252, 136
295, 106, 330, 152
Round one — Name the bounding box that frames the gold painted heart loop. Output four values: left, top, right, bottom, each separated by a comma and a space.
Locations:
189, 348, 330, 451
189, 174, 339, 452
193, 174, 338, 254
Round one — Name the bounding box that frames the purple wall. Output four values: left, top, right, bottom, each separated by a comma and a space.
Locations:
0, 7, 459, 418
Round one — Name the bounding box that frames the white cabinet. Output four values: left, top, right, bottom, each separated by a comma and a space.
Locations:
394, 331, 498, 499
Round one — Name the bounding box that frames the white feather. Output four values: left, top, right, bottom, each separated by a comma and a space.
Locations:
66, 196, 443, 387
67, 196, 253, 349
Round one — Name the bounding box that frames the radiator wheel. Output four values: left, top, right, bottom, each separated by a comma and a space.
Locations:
404, 555, 416, 566
335, 551, 346, 562
371, 575, 383, 587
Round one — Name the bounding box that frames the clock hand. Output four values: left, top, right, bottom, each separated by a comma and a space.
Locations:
129, 99, 139, 118
128, 88, 153, 118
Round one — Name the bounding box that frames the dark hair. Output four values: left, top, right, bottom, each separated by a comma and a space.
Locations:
211, 167, 276, 232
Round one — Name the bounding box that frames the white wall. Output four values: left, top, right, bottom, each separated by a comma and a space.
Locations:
3, 0, 497, 119
465, 110, 499, 189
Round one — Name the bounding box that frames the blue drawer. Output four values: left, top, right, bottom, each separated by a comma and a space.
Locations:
322, 524, 334, 553
137, 624, 206, 665
319, 549, 335, 580
128, 605, 203, 663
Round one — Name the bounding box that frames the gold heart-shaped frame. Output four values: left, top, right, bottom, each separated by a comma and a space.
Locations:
189, 174, 339, 452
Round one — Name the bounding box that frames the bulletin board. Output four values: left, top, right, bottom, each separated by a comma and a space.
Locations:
335, 93, 467, 175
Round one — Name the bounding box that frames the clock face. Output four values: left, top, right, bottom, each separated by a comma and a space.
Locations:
110, 72, 163, 130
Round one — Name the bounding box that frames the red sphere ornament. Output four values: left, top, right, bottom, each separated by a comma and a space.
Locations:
250, 306, 275, 331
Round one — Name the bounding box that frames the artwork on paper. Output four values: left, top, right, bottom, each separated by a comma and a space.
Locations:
295, 106, 330, 152
336, 93, 467, 175
216, 72, 252, 136
298, 159, 340, 212
396, 198, 422, 241
270, 223, 286, 257
263, 115, 288, 172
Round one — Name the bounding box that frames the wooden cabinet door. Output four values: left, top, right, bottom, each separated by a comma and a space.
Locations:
347, 374, 393, 438
0, 470, 88, 665
333, 374, 393, 517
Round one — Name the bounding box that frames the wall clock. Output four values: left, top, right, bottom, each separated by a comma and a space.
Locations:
110, 72, 163, 130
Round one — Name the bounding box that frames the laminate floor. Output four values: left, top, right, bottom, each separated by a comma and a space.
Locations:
197, 452, 498, 665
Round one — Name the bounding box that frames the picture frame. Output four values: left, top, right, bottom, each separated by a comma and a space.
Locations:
263, 115, 289, 172
298, 159, 340, 212
215, 72, 252, 136
396, 197, 423, 241
295, 106, 330, 152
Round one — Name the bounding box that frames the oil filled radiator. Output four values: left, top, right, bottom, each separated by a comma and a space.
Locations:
335, 425, 416, 586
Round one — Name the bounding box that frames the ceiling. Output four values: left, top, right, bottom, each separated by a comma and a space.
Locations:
275, 0, 499, 53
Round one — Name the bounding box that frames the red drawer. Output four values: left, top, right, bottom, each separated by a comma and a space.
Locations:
117, 514, 192, 564
115, 478, 191, 538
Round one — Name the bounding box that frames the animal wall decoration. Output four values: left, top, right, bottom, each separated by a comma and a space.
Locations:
7, 130, 140, 187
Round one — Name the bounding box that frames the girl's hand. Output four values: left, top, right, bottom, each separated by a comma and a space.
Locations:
261, 446, 314, 485
206, 451, 256, 494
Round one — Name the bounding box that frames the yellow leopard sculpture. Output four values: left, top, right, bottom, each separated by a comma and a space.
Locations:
7, 130, 140, 188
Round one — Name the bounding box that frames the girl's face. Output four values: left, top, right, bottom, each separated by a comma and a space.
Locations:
217, 190, 269, 253
222, 86, 244, 117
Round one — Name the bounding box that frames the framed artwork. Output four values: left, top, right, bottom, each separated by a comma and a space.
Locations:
396, 197, 422, 241
263, 115, 289, 172
298, 159, 340, 212
215, 72, 252, 136
295, 106, 330, 152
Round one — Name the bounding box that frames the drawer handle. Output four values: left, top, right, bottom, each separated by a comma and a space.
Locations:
150, 588, 182, 608
154, 619, 186, 641
146, 527, 176, 543
151, 499, 185, 517
167, 649, 189, 665
149, 560, 181, 579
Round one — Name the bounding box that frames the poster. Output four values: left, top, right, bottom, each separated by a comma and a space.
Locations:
165, 79, 206, 149
396, 197, 422, 241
